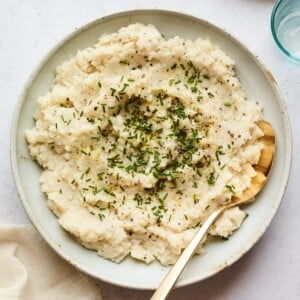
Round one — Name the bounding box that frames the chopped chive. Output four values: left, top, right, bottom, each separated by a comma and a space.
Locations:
208, 92, 214, 98
220, 164, 227, 170
225, 184, 236, 193
191, 86, 197, 93
119, 83, 129, 93
110, 88, 116, 96
98, 213, 105, 221
119, 60, 129, 65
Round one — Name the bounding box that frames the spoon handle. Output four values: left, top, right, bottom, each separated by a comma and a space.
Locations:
151, 207, 225, 300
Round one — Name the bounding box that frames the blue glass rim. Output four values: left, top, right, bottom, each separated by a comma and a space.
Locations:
271, 0, 300, 63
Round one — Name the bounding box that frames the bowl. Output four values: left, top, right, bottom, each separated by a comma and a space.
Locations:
11, 10, 292, 289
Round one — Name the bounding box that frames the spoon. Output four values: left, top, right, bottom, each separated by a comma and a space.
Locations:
151, 120, 275, 300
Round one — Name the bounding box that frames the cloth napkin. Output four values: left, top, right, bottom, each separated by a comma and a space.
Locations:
0, 225, 102, 300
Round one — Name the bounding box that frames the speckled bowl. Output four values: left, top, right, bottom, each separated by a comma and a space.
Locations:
11, 10, 292, 290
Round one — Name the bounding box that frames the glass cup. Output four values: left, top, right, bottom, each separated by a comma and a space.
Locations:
271, 0, 300, 62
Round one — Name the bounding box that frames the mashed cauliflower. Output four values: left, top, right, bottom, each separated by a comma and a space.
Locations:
26, 24, 263, 265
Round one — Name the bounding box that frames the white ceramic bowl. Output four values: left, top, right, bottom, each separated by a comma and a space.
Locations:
11, 10, 292, 290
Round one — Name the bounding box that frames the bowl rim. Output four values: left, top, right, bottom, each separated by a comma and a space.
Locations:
10, 9, 293, 289
271, 0, 300, 63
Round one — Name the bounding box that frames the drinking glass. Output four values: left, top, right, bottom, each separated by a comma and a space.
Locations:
271, 0, 300, 62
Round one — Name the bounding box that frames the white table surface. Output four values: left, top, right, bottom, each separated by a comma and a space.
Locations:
1, 1, 299, 299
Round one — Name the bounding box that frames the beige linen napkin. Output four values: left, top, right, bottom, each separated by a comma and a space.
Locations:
0, 225, 102, 300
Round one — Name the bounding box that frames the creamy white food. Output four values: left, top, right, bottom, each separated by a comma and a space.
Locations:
26, 24, 264, 266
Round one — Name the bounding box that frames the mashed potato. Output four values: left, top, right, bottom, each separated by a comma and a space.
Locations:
26, 24, 263, 265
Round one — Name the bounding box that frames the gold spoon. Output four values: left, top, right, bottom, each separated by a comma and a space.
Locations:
151, 120, 275, 300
